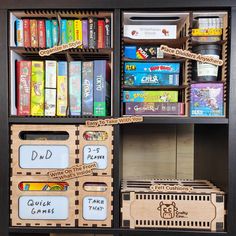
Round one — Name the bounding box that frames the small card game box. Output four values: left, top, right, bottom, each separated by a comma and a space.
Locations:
190, 83, 224, 117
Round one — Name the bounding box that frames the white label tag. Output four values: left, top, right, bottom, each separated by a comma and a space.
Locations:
19, 196, 69, 220
83, 196, 107, 220
197, 54, 219, 77
19, 145, 69, 169
83, 145, 108, 169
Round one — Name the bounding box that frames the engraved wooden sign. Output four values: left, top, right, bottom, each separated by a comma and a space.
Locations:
48, 162, 97, 181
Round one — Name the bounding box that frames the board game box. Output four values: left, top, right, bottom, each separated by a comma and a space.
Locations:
69, 61, 82, 116
93, 60, 111, 116
190, 83, 224, 117
31, 61, 44, 116
123, 91, 178, 102
125, 62, 180, 74
82, 61, 94, 116
124, 73, 179, 86
125, 102, 184, 115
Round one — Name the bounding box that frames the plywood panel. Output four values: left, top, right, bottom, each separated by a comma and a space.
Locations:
123, 125, 194, 179
123, 125, 177, 179
176, 125, 194, 179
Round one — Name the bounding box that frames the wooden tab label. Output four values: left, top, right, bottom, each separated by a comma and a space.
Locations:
19, 196, 69, 220
83, 145, 108, 169
83, 196, 107, 220
19, 145, 69, 169
150, 184, 194, 193
48, 162, 97, 181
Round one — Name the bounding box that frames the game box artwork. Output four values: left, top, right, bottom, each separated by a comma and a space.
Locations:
190, 83, 224, 117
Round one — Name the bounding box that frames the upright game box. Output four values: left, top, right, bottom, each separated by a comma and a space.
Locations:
15, 19, 23, 47
31, 61, 44, 116
57, 61, 68, 116
69, 61, 82, 116
17, 61, 31, 116
82, 61, 94, 116
123, 91, 178, 102
93, 60, 111, 116
190, 83, 224, 117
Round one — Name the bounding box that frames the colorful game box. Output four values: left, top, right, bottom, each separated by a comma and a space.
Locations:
69, 61, 82, 116
57, 61, 68, 116
52, 19, 59, 46
30, 19, 38, 47
124, 73, 179, 86
125, 102, 184, 115
124, 46, 163, 59
60, 19, 67, 44
123, 91, 178, 102
17, 61, 31, 116
74, 19, 82, 48
82, 61, 94, 116
93, 60, 111, 116
31, 61, 44, 116
190, 83, 224, 117
15, 19, 23, 47
67, 20, 74, 43
125, 62, 180, 74
82, 19, 88, 48
45, 20, 52, 48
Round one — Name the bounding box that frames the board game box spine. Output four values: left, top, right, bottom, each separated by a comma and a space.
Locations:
88, 17, 94, 48
125, 102, 185, 115
31, 61, 44, 116
30, 19, 38, 48
16, 19, 23, 47
124, 73, 179, 86
45, 60, 57, 89
125, 62, 180, 73
67, 20, 74, 43
82, 61, 94, 116
38, 19, 46, 48
17, 61, 31, 116
45, 20, 52, 48
60, 19, 67, 44
69, 61, 82, 116
93, 18, 98, 48
97, 20, 105, 48
74, 19, 82, 48
93, 60, 110, 116
45, 88, 56, 116
23, 19, 30, 47
105, 17, 111, 48
123, 91, 179, 102
82, 19, 88, 48
52, 19, 59, 46
57, 61, 68, 116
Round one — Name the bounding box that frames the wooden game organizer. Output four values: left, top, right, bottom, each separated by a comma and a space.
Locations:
121, 179, 225, 231
77, 125, 113, 176
10, 124, 77, 176
10, 124, 114, 227
10, 176, 76, 227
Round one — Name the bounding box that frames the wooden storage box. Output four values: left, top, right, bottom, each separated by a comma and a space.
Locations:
10, 175, 76, 227
78, 176, 113, 227
11, 124, 77, 175
121, 179, 225, 231
78, 125, 113, 176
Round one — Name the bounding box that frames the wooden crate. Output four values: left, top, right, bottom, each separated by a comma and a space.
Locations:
11, 125, 77, 175
10, 175, 76, 227
121, 179, 225, 231
77, 125, 113, 176
77, 176, 113, 227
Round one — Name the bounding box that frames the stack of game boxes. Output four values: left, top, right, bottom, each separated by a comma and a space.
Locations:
17, 60, 111, 117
